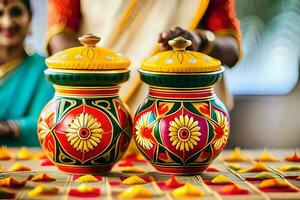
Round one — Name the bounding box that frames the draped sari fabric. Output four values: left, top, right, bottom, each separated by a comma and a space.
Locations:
0, 54, 54, 146
47, 0, 241, 111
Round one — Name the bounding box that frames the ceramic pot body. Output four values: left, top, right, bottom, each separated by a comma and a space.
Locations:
133, 70, 229, 174
37, 70, 132, 173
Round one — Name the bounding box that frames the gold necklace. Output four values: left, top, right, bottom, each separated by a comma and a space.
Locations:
0, 56, 24, 79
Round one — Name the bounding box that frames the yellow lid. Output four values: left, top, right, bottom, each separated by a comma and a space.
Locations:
141, 37, 221, 73
46, 34, 131, 70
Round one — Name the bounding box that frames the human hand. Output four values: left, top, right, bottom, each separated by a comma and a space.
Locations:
157, 26, 201, 51
0, 121, 18, 138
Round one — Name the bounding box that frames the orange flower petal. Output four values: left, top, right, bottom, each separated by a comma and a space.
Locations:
0, 177, 26, 188
237, 162, 271, 173
224, 148, 248, 162
257, 150, 279, 162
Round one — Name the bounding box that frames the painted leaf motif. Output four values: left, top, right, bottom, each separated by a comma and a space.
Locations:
156, 102, 174, 118
192, 102, 210, 118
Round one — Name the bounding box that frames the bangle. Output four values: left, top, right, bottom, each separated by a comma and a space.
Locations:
195, 29, 215, 54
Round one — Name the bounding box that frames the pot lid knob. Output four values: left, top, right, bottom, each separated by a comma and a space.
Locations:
168, 36, 192, 51
78, 34, 101, 47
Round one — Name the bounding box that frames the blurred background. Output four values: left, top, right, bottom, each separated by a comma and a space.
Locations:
28, 0, 300, 148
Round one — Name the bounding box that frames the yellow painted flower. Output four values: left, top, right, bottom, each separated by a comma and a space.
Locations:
213, 111, 229, 150
169, 115, 201, 151
66, 113, 103, 152
135, 112, 154, 150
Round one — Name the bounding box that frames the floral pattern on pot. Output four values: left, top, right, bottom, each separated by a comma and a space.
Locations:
133, 97, 229, 173
38, 97, 132, 172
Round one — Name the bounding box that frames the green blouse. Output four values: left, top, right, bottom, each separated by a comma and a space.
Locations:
0, 53, 54, 146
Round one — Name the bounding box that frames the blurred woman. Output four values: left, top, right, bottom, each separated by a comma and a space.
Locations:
0, 0, 53, 146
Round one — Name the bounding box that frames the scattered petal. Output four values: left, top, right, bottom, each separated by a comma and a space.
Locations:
211, 175, 233, 184
172, 183, 204, 197
40, 158, 55, 166
257, 150, 279, 162
285, 152, 300, 162
36, 152, 47, 160
259, 178, 290, 189
237, 162, 271, 173
0, 177, 26, 188
0, 146, 13, 160
227, 163, 241, 171
118, 185, 152, 199
8, 163, 31, 172
15, 147, 35, 160
28, 184, 58, 197
122, 176, 147, 185
224, 148, 248, 162
30, 174, 56, 182
68, 184, 100, 198
75, 175, 101, 183
278, 164, 300, 172
254, 172, 279, 180
220, 184, 249, 195
165, 176, 184, 188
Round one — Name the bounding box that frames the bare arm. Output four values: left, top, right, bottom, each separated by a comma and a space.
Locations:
48, 32, 80, 55
157, 26, 240, 67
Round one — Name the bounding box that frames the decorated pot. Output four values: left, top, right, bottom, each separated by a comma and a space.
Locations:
37, 34, 132, 173
133, 37, 229, 174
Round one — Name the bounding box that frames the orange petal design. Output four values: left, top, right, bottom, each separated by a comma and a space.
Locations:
118, 185, 152, 198
224, 148, 248, 162
278, 164, 300, 171
211, 175, 232, 184
0, 146, 13, 160
75, 175, 99, 183
285, 152, 300, 162
8, 163, 31, 172
122, 176, 147, 185
0, 177, 26, 187
30, 173, 56, 182
172, 183, 204, 197
257, 150, 279, 162
259, 178, 290, 189
120, 166, 146, 173
15, 147, 35, 160
237, 162, 271, 173
28, 184, 58, 197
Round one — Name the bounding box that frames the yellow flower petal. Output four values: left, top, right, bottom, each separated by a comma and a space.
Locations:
119, 185, 152, 198
122, 176, 147, 185
75, 175, 99, 183
172, 183, 204, 197
211, 175, 232, 184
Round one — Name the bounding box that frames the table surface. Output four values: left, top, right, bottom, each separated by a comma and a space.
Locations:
0, 148, 300, 200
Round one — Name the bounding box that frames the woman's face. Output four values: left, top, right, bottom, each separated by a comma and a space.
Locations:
0, 0, 30, 47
